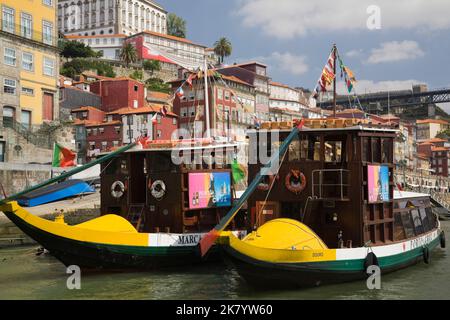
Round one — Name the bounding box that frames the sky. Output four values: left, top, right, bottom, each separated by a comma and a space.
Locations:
159, 0, 450, 112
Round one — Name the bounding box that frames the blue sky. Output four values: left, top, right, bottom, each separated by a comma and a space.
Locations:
159, 0, 450, 110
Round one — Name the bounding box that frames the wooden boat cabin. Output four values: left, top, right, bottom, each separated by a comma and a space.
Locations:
247, 119, 438, 249
99, 140, 246, 234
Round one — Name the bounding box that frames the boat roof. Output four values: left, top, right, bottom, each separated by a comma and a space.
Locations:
248, 125, 398, 134
393, 190, 430, 200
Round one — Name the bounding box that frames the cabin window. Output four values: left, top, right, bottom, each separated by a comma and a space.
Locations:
419, 208, 431, 232
400, 212, 415, 238
325, 141, 342, 163
394, 213, 406, 241
426, 207, 437, 229
362, 137, 370, 162
148, 153, 175, 173
381, 139, 392, 163
288, 138, 301, 162
371, 138, 381, 163
307, 135, 321, 161
411, 209, 424, 235
120, 159, 128, 174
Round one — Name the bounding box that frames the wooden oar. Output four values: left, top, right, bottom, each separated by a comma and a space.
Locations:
0, 143, 137, 206
199, 120, 305, 257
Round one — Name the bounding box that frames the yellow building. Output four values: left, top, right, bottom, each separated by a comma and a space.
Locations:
0, 0, 59, 127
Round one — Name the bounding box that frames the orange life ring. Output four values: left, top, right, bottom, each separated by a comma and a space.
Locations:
257, 175, 277, 191
285, 170, 306, 194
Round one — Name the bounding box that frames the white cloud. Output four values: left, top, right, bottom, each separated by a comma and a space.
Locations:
367, 41, 424, 64
235, 0, 450, 39
336, 79, 425, 95
247, 52, 309, 76
345, 49, 363, 58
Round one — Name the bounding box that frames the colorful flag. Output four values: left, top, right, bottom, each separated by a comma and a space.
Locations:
52, 143, 76, 168
186, 73, 195, 88
176, 87, 184, 98
231, 159, 246, 184
313, 48, 336, 97
160, 105, 168, 117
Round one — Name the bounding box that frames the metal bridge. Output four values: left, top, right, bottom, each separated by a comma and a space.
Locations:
320, 88, 450, 110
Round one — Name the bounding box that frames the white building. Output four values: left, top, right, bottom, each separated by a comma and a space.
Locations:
65, 34, 126, 60
58, 0, 167, 37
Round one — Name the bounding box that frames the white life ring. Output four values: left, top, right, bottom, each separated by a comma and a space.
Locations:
150, 180, 166, 200
111, 181, 125, 198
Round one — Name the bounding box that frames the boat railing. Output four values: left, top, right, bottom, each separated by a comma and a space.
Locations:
312, 169, 350, 201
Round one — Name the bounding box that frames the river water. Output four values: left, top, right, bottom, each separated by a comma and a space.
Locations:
1, 221, 449, 300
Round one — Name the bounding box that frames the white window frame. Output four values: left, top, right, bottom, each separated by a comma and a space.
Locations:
2, 6, 15, 33
22, 52, 34, 71
43, 0, 53, 6
4, 47, 16, 66
43, 57, 55, 76
4, 78, 16, 94
21, 12, 32, 39
21, 87, 34, 95
42, 20, 53, 45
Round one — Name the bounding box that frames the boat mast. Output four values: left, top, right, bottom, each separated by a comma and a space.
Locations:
333, 44, 337, 118
203, 56, 211, 139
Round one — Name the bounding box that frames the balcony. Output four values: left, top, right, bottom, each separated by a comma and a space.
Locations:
0, 23, 57, 47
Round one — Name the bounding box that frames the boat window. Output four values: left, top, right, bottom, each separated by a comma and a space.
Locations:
394, 213, 406, 241
411, 209, 424, 235
426, 207, 437, 229
105, 157, 119, 175
120, 159, 128, 175
325, 141, 342, 163
307, 135, 321, 161
381, 139, 393, 163
149, 153, 176, 173
362, 137, 370, 162
289, 137, 301, 162
395, 201, 408, 209
371, 138, 381, 163
400, 212, 415, 238
419, 208, 431, 232
299, 135, 308, 159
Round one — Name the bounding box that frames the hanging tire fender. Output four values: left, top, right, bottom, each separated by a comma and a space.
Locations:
423, 246, 430, 264
364, 252, 379, 273
150, 180, 166, 200
440, 231, 446, 249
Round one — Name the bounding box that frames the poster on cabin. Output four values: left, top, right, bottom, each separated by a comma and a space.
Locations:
188, 172, 232, 209
367, 165, 390, 203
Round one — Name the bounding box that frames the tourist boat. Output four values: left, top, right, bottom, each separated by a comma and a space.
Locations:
0, 140, 248, 269
207, 118, 446, 288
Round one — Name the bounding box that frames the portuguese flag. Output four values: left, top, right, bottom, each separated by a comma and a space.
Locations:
231, 159, 246, 184
52, 143, 76, 168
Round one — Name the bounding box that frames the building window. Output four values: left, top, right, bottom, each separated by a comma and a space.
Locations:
42, 21, 53, 45
0, 141, 5, 162
2, 7, 15, 33
3, 79, 16, 94
22, 52, 34, 71
21, 13, 32, 39
101, 141, 108, 151
113, 141, 119, 147
156, 130, 162, 138
43, 0, 53, 6
21, 87, 34, 95
4, 47, 16, 66
21, 110, 31, 129
43, 57, 55, 76
172, 118, 177, 125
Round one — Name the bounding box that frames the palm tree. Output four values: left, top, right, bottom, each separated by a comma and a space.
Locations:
214, 37, 232, 64
120, 43, 138, 67
167, 13, 187, 38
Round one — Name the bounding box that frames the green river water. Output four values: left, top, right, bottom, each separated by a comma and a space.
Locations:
0, 221, 449, 300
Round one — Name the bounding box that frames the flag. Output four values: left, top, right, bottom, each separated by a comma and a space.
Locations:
151, 113, 158, 124
160, 105, 168, 117
231, 159, 246, 184
343, 66, 356, 93
313, 47, 336, 97
176, 87, 184, 98
252, 114, 261, 129
186, 73, 195, 88
52, 143, 76, 168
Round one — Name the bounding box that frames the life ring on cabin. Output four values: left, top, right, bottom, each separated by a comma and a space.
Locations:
257, 175, 277, 191
440, 231, 446, 249
364, 252, 379, 272
111, 181, 126, 198
423, 247, 430, 264
150, 180, 166, 200
285, 169, 307, 194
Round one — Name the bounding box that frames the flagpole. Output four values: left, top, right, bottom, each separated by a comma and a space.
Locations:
333, 44, 337, 118
203, 56, 211, 139
51, 142, 55, 178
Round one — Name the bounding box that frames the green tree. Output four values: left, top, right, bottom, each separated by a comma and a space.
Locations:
143, 60, 161, 76
145, 78, 171, 93
60, 58, 116, 78
120, 43, 138, 67
59, 40, 102, 59
214, 37, 232, 64
130, 70, 144, 81
167, 13, 187, 38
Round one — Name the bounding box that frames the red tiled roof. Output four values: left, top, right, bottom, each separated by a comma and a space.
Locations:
432, 147, 450, 152
417, 119, 449, 125
86, 121, 122, 128
107, 105, 177, 117
71, 106, 103, 113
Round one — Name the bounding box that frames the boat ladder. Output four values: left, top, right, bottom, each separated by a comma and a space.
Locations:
126, 204, 145, 232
